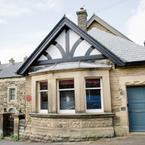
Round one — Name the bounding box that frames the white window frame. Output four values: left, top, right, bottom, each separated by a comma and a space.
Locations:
37, 81, 48, 114
58, 79, 75, 114
7, 86, 17, 102
85, 78, 104, 113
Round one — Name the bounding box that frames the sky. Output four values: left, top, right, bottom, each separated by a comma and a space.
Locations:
0, 0, 145, 63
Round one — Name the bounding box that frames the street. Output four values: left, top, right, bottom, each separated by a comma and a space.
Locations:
0, 135, 145, 145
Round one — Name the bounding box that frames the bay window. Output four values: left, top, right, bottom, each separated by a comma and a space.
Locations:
58, 79, 75, 113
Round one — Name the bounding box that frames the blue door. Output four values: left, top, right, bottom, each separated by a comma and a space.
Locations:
127, 86, 145, 132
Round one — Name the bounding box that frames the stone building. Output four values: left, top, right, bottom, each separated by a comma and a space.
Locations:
0, 8, 145, 141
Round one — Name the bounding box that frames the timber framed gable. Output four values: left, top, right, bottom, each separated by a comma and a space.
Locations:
17, 16, 125, 75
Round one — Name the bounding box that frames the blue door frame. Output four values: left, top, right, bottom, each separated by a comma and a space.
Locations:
127, 86, 145, 132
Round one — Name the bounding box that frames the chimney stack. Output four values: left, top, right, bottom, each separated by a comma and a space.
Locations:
9, 58, 15, 64
76, 8, 88, 31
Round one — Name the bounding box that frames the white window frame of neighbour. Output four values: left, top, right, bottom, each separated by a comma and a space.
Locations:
58, 79, 75, 114
37, 81, 48, 114
8, 87, 17, 102
85, 78, 104, 113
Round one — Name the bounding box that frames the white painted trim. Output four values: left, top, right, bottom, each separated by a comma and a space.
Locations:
85, 78, 104, 113
46, 45, 62, 59
73, 40, 91, 57
37, 81, 49, 114
69, 30, 80, 50
55, 30, 65, 52
57, 79, 75, 114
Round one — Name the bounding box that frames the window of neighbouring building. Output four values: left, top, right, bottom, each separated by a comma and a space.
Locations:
58, 79, 75, 113
8, 87, 17, 101
85, 78, 103, 112
38, 81, 48, 113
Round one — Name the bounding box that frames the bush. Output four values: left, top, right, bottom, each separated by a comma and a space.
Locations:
10, 134, 19, 141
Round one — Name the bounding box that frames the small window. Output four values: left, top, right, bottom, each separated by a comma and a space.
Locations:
85, 79, 103, 112
8, 87, 16, 101
59, 80, 75, 113
38, 81, 48, 113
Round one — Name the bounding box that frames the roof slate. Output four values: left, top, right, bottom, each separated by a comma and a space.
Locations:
88, 28, 145, 63
0, 62, 23, 79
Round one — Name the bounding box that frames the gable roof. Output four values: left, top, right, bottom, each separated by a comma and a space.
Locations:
87, 14, 131, 41
88, 27, 145, 64
0, 62, 22, 79
17, 16, 125, 75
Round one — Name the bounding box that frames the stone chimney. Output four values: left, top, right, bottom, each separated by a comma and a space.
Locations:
9, 58, 15, 64
76, 8, 88, 31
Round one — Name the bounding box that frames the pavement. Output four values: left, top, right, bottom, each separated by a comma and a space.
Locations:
0, 135, 145, 145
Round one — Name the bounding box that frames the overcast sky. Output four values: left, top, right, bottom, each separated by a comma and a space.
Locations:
0, 0, 145, 63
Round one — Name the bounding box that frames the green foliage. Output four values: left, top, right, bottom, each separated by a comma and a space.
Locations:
0, 135, 3, 140
10, 134, 19, 141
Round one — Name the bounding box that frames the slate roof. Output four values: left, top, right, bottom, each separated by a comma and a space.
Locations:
0, 62, 23, 79
88, 28, 145, 63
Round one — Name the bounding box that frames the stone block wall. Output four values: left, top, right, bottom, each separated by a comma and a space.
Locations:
110, 66, 145, 136
20, 114, 114, 142
0, 77, 26, 114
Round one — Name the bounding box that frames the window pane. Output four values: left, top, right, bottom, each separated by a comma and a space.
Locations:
86, 79, 100, 88
59, 80, 74, 89
86, 89, 101, 109
40, 81, 48, 90
40, 92, 48, 110
9, 88, 15, 100
60, 90, 75, 110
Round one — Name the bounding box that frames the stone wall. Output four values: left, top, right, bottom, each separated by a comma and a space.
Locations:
87, 21, 115, 35
20, 114, 114, 142
110, 66, 145, 136
0, 77, 26, 114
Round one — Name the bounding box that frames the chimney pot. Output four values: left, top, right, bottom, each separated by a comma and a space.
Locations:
76, 8, 88, 31
9, 58, 15, 64
24, 56, 28, 62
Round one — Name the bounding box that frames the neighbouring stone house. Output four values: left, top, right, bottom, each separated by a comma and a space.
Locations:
0, 8, 145, 141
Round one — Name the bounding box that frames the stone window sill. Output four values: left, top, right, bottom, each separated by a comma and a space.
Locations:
29, 112, 114, 119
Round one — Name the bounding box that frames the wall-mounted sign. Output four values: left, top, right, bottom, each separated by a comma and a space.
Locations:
26, 95, 32, 102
